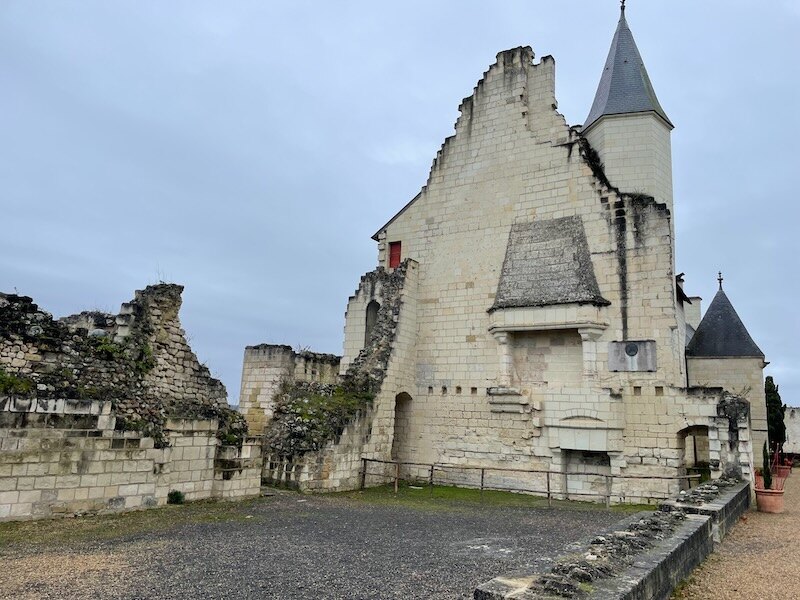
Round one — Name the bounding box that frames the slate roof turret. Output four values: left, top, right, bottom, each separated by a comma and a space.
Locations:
686, 286, 764, 358
583, 6, 673, 131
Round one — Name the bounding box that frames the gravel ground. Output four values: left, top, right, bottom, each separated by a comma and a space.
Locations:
674, 473, 799, 600
0, 490, 630, 600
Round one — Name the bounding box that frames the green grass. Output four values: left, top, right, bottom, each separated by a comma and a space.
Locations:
333, 482, 653, 513
0, 498, 263, 550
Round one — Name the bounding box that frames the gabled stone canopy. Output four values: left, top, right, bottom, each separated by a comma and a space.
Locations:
583, 8, 672, 131
686, 289, 764, 358
491, 216, 609, 311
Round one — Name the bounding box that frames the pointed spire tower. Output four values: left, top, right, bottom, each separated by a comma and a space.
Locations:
686, 277, 764, 359
583, 4, 674, 211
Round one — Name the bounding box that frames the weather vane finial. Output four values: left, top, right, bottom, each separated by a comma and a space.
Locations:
621, 0, 626, 13
718, 271, 724, 290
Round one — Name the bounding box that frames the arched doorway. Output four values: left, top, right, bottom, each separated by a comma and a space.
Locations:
365, 300, 380, 347
678, 425, 711, 487
391, 392, 412, 462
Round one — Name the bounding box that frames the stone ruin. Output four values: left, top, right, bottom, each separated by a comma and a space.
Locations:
0, 284, 260, 521
243, 261, 419, 491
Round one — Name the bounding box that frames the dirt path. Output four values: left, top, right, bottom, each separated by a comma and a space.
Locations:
674, 472, 799, 600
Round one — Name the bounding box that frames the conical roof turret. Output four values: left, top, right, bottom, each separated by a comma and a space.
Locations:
686, 281, 764, 358
583, 6, 672, 131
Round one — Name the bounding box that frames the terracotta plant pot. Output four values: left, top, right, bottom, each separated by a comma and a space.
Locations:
754, 474, 786, 490
755, 487, 785, 513
775, 465, 792, 478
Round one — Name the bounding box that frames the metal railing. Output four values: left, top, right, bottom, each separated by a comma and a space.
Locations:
360, 457, 701, 508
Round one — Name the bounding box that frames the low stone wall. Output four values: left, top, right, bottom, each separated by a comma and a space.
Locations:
0, 398, 261, 521
660, 481, 750, 545
474, 480, 751, 600
587, 514, 713, 600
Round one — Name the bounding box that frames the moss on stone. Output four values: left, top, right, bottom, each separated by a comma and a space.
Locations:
266, 381, 374, 456
0, 367, 34, 397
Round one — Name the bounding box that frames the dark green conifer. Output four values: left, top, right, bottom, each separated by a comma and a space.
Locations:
766, 376, 786, 451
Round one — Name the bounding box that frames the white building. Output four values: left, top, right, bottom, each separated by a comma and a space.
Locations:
241, 7, 765, 501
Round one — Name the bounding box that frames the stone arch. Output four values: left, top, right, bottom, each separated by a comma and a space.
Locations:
391, 392, 413, 461
365, 300, 380, 347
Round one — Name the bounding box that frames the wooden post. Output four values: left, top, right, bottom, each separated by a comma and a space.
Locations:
480, 468, 485, 501
360, 457, 367, 490
546, 471, 552, 508
429, 464, 434, 497
605, 475, 612, 509
394, 461, 400, 494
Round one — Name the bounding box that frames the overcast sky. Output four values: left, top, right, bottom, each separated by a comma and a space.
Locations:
2, 1, 798, 407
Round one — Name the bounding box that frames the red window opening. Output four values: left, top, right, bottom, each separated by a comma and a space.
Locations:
389, 241, 402, 268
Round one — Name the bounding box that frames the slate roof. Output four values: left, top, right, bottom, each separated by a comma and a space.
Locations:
685, 289, 764, 358
491, 216, 609, 311
583, 9, 673, 131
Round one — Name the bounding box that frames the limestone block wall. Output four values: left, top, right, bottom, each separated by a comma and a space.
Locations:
239, 345, 340, 434
684, 297, 702, 330
363, 47, 689, 500
583, 113, 674, 214
784, 407, 800, 454
263, 407, 374, 492
340, 270, 389, 374
687, 357, 767, 456
0, 398, 261, 521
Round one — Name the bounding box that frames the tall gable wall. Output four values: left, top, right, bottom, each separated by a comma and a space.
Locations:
370, 47, 683, 473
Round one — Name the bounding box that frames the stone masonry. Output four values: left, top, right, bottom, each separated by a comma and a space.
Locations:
240, 9, 764, 501
0, 284, 258, 521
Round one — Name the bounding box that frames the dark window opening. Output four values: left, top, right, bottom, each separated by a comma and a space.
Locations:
365, 300, 380, 347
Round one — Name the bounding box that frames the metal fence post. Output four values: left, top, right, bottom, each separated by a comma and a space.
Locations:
394, 461, 400, 494
605, 475, 612, 509
480, 468, 485, 501
429, 464, 434, 497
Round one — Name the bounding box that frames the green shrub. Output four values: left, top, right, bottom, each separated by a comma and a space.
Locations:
89, 336, 122, 359
167, 490, 185, 505
0, 368, 34, 396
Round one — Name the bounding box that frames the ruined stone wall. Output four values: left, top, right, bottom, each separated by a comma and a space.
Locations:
0, 284, 255, 521
784, 407, 800, 455
687, 357, 767, 459
0, 399, 261, 521
239, 345, 340, 435
261, 261, 419, 491
0, 284, 244, 446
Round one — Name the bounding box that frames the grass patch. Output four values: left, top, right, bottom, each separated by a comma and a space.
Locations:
0, 498, 264, 550
333, 482, 652, 513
